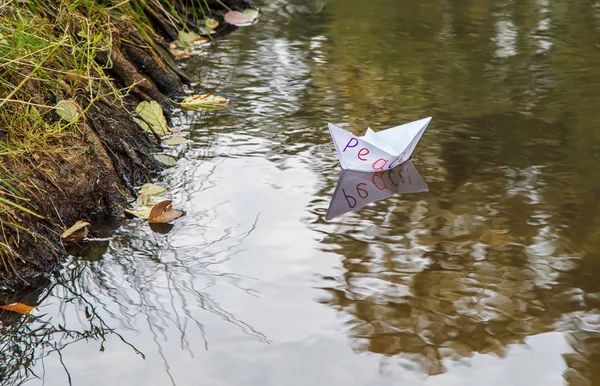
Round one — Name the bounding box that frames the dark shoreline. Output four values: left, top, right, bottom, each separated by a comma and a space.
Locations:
0, 0, 254, 294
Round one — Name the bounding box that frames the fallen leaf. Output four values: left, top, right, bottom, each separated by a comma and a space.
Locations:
0, 33, 9, 45
154, 154, 177, 166
148, 200, 184, 223
163, 136, 187, 146
224, 9, 259, 26
177, 30, 208, 47
139, 183, 168, 196
174, 94, 228, 110
204, 18, 219, 30
170, 48, 194, 59
0, 302, 35, 315
123, 206, 153, 219
55, 99, 82, 123
61, 221, 90, 242
134, 101, 169, 136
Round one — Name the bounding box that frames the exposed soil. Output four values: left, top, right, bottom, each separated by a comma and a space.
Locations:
0, 0, 254, 292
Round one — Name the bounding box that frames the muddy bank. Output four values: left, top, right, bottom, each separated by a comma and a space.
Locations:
0, 0, 254, 292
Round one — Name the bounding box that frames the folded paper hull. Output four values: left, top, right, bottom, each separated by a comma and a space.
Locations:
328, 117, 431, 172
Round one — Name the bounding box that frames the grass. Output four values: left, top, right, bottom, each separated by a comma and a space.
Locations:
0, 0, 213, 273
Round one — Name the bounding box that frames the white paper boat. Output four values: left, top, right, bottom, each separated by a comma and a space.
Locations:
326, 160, 428, 220
328, 117, 432, 172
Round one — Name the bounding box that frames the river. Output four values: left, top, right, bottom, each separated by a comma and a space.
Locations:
3, 0, 600, 384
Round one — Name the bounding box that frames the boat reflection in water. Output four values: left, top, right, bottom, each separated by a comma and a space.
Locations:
326, 160, 428, 220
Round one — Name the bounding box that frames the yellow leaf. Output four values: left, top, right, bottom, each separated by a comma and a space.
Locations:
177, 30, 208, 47
148, 200, 184, 223
204, 18, 219, 30
60, 221, 90, 242
56, 99, 82, 123
139, 183, 168, 196
134, 101, 169, 136
0, 302, 35, 315
124, 206, 153, 219
175, 94, 228, 110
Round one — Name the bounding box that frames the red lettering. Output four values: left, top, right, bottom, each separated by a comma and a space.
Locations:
372, 158, 388, 171
356, 183, 368, 198
343, 138, 358, 152
357, 147, 370, 161
371, 173, 387, 190
342, 189, 357, 208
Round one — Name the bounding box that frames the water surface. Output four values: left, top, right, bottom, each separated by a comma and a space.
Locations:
4, 0, 600, 384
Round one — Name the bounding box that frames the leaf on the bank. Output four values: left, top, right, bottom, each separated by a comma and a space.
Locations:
60, 220, 90, 242
224, 9, 259, 26
0, 302, 35, 315
139, 183, 168, 196
134, 101, 169, 136
163, 136, 187, 146
55, 99, 81, 123
154, 154, 177, 166
0, 33, 8, 45
148, 200, 184, 223
177, 30, 208, 47
204, 18, 219, 30
174, 94, 229, 110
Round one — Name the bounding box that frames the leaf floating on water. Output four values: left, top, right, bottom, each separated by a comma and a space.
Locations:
139, 183, 168, 196
163, 136, 187, 146
148, 200, 184, 223
134, 101, 169, 136
177, 30, 209, 48
244, 8, 260, 18
0, 302, 35, 315
60, 220, 90, 242
174, 94, 228, 110
224, 9, 259, 26
154, 154, 177, 166
123, 206, 153, 220
55, 99, 82, 123
204, 18, 219, 30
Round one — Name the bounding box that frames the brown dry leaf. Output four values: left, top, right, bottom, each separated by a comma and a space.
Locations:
148, 200, 184, 223
61, 221, 90, 242
0, 302, 35, 315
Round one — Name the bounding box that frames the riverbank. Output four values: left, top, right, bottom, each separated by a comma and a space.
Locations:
0, 0, 253, 291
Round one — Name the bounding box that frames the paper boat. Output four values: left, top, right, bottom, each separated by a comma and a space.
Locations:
328, 117, 432, 172
326, 160, 428, 220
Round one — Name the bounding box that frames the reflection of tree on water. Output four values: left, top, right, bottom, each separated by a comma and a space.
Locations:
316, 159, 600, 381
0, 206, 263, 385
0, 272, 143, 386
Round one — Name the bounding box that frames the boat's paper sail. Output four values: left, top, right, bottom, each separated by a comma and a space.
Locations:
325, 160, 428, 220
328, 117, 431, 172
